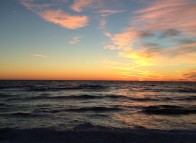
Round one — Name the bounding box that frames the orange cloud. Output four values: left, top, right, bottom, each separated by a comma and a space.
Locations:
40, 10, 88, 29
71, 0, 92, 12
119, 50, 157, 66
20, 0, 88, 29
181, 69, 196, 81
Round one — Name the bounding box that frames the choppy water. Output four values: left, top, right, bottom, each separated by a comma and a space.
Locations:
0, 80, 196, 130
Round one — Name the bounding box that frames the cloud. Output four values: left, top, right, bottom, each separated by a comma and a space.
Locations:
20, 0, 35, 10
138, 31, 154, 38
134, 0, 196, 36
20, 0, 89, 29
182, 70, 196, 81
70, 0, 121, 13
104, 0, 196, 67
175, 39, 196, 45
98, 9, 125, 29
99, 18, 107, 29
160, 28, 181, 38
40, 10, 88, 29
98, 9, 125, 17
33, 54, 47, 58
97, 9, 125, 29
119, 50, 158, 66
20, 0, 66, 11
105, 29, 196, 66
71, 0, 93, 12
20, 0, 50, 10
103, 32, 112, 38
184, 72, 196, 79
69, 36, 81, 44
108, 28, 138, 51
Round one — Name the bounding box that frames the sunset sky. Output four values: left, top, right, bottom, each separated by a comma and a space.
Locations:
0, 0, 196, 81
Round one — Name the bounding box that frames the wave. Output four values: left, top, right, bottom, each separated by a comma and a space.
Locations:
3, 92, 196, 103
0, 85, 24, 89
24, 94, 161, 102
65, 106, 123, 112
76, 84, 108, 91
0, 93, 10, 98
175, 96, 196, 101
0, 103, 12, 107
142, 105, 196, 115
10, 112, 38, 118
51, 94, 104, 100
32, 106, 122, 114
177, 89, 196, 93
48, 94, 130, 100
25, 84, 108, 92
0, 126, 195, 143
129, 97, 159, 101
24, 94, 102, 101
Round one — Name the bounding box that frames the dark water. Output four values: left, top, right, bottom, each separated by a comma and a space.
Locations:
0, 81, 196, 142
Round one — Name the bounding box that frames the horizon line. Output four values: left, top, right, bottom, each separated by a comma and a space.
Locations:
0, 79, 195, 82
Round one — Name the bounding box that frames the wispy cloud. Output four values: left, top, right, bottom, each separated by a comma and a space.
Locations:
71, 0, 93, 12
99, 18, 107, 30
103, 32, 112, 38
20, 0, 51, 10
69, 36, 81, 44
182, 70, 196, 81
20, 0, 89, 29
33, 54, 47, 58
40, 10, 88, 29
98, 9, 125, 29
134, 0, 196, 35
98, 9, 125, 17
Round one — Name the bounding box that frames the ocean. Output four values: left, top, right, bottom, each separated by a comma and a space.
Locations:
0, 80, 196, 143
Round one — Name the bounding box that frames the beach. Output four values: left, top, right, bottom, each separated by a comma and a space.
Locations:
1, 125, 196, 143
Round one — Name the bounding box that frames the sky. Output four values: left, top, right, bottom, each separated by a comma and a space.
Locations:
0, 0, 196, 81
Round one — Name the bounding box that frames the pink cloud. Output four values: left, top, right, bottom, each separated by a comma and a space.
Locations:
134, 0, 196, 35
99, 18, 107, 29
20, 0, 89, 29
98, 9, 125, 17
20, 0, 55, 11
71, 0, 93, 12
40, 10, 88, 29
98, 9, 125, 29
105, 28, 138, 51
20, 0, 35, 10
103, 32, 112, 38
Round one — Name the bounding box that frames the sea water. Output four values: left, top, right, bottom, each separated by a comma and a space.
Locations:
0, 81, 195, 142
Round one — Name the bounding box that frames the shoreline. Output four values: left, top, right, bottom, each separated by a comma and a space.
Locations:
1, 127, 196, 143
